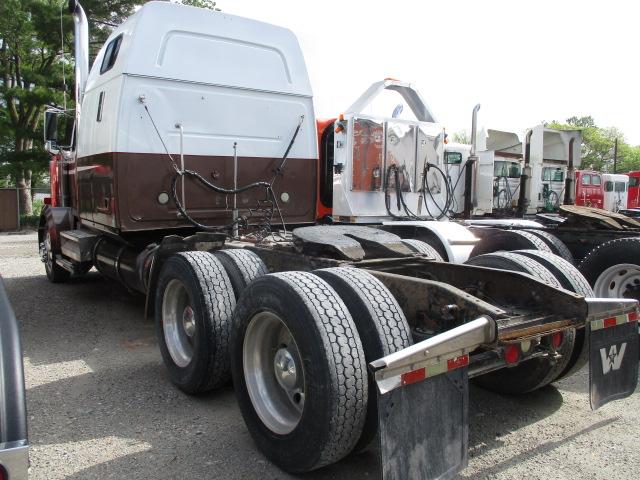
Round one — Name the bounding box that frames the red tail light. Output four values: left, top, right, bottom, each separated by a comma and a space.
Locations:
504, 344, 521, 364
43, 196, 52, 205
551, 332, 563, 349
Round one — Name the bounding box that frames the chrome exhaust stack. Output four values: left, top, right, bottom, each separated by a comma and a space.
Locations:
463, 104, 481, 218
68, 0, 89, 113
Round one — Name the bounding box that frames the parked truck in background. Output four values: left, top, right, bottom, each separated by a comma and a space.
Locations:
602, 173, 629, 213
575, 170, 604, 209
38, 2, 639, 479
628, 171, 640, 210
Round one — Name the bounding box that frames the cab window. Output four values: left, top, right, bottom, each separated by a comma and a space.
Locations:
542, 167, 564, 182
630, 177, 639, 187
615, 182, 626, 192
592, 175, 601, 186
494, 161, 521, 178
100, 34, 123, 74
604, 181, 613, 192
581, 174, 591, 185
444, 151, 463, 164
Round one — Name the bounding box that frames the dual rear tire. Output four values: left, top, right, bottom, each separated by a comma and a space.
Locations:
156, 251, 410, 472
465, 249, 592, 393
155, 249, 268, 393
231, 268, 412, 472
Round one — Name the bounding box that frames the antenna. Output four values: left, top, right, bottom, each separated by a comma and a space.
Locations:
60, 3, 67, 111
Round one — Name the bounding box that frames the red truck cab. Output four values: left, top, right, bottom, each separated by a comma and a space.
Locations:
628, 171, 640, 209
575, 170, 604, 209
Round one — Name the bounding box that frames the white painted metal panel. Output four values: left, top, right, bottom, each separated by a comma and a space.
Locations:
117, 76, 316, 159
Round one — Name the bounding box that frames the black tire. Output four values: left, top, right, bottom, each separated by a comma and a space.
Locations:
230, 272, 367, 473
469, 229, 553, 258
313, 267, 412, 451
213, 249, 268, 299
155, 251, 235, 394
400, 238, 444, 261
465, 252, 576, 393
578, 237, 640, 302
43, 230, 70, 283
523, 229, 575, 265
514, 249, 593, 380
465, 251, 562, 288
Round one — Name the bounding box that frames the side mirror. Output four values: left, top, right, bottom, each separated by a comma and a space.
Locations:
44, 111, 58, 142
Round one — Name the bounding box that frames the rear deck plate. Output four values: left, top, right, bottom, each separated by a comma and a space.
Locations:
377, 368, 468, 480
589, 320, 638, 410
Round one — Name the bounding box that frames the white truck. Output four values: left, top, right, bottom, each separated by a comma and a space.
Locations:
39, 2, 638, 479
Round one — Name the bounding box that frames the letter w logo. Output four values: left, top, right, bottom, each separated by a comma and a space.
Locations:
599, 343, 627, 375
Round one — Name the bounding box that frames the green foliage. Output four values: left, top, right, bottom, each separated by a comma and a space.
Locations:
452, 130, 470, 145
18, 197, 44, 228
0, 0, 142, 213
547, 116, 640, 173
19, 213, 41, 228
175, 0, 221, 10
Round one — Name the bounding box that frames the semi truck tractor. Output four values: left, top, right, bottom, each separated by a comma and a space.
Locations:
39, 2, 639, 479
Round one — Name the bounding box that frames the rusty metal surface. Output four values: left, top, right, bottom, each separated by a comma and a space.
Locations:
292, 225, 412, 260
367, 260, 586, 318
560, 205, 640, 230
367, 270, 506, 333
248, 244, 343, 272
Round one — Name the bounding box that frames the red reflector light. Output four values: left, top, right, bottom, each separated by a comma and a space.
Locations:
0, 465, 6, 480
551, 331, 563, 349
401, 368, 426, 386
504, 344, 520, 364
447, 355, 469, 370
603, 317, 617, 329
43, 196, 52, 205
629, 311, 638, 322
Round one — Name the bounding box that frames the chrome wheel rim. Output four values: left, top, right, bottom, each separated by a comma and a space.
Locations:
162, 279, 195, 368
43, 232, 54, 271
243, 311, 305, 435
593, 263, 640, 301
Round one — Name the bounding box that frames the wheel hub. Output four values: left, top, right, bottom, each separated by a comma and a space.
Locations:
162, 279, 195, 368
243, 311, 305, 435
43, 232, 53, 266
594, 263, 640, 301
274, 347, 297, 390
182, 306, 195, 337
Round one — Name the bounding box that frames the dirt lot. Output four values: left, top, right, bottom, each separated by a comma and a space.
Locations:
1, 232, 639, 479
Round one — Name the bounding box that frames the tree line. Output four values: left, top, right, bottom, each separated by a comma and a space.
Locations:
547, 116, 640, 174
0, 0, 217, 214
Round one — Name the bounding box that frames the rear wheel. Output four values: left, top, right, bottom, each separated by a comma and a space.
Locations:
579, 237, 640, 302
400, 238, 444, 261
313, 267, 412, 451
213, 249, 268, 299
522, 229, 575, 265
230, 272, 367, 473
155, 251, 235, 393
514, 249, 593, 380
469, 229, 553, 258
465, 252, 576, 393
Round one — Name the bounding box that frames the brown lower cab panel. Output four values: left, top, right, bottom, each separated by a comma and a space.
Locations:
76, 152, 318, 232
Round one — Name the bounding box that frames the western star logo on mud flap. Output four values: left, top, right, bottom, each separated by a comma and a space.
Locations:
600, 343, 627, 375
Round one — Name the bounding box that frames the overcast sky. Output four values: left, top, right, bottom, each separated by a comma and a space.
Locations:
224, 0, 640, 144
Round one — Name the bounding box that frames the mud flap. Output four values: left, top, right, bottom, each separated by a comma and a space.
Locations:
377, 368, 468, 480
589, 320, 639, 410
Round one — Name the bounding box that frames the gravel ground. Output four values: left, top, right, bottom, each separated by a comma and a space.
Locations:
1, 232, 638, 479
